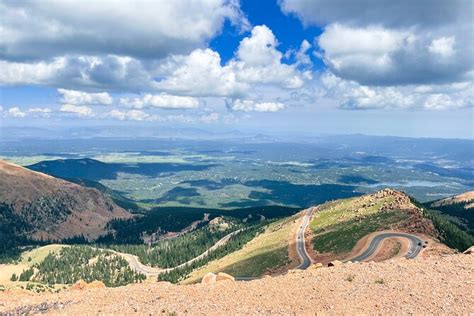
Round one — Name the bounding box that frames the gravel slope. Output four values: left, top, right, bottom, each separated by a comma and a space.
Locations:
1, 253, 472, 315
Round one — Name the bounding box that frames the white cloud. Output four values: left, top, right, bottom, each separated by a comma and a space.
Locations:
0, 25, 310, 102
155, 48, 247, 97
58, 88, 112, 105
3, 107, 53, 118
236, 25, 282, 66
227, 99, 285, 112
281, 0, 473, 105
107, 109, 150, 121
0, 55, 154, 91
7, 107, 26, 118
279, 0, 469, 28
199, 112, 220, 123
233, 25, 308, 88
27, 107, 52, 118
60, 104, 93, 116
317, 24, 471, 86
0, 0, 249, 61
319, 72, 474, 110
0, 58, 66, 85
428, 37, 456, 58
119, 93, 199, 110
156, 25, 309, 97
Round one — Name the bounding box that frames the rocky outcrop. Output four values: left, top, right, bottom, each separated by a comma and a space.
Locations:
216, 272, 235, 282
208, 217, 230, 232
463, 246, 474, 255
201, 272, 235, 284
201, 273, 217, 284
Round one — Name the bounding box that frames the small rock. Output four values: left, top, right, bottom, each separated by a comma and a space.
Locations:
309, 263, 323, 270
327, 260, 343, 267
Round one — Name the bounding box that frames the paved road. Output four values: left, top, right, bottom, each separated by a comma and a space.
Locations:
115, 228, 245, 277
295, 208, 314, 270
348, 232, 424, 262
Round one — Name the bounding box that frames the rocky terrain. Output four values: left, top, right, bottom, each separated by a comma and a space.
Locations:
0, 160, 131, 240
1, 251, 472, 314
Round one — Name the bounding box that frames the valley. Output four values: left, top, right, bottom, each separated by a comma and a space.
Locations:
0, 136, 473, 313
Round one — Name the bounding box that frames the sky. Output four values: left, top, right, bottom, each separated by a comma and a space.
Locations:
0, 0, 473, 139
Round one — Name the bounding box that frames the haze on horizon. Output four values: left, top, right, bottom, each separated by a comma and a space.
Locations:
0, 0, 473, 139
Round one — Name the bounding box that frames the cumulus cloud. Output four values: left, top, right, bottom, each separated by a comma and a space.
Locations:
0, 55, 156, 92
6, 107, 26, 118
317, 24, 472, 86
155, 48, 247, 97
58, 88, 112, 105
107, 109, 150, 121
3, 107, 53, 118
27, 107, 52, 118
279, 0, 473, 111
428, 37, 456, 58
279, 0, 469, 28
233, 25, 310, 88
60, 104, 93, 116
156, 25, 310, 97
119, 94, 199, 110
1, 25, 309, 98
0, 0, 249, 61
320, 72, 474, 110
226, 99, 285, 112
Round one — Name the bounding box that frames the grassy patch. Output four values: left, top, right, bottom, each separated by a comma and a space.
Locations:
309, 194, 408, 255
20, 244, 66, 266
375, 278, 385, 284
182, 215, 298, 283
312, 210, 409, 254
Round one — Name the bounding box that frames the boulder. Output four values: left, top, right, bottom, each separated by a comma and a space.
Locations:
327, 260, 343, 267
309, 263, 323, 270
463, 246, 474, 255
216, 272, 235, 282
201, 272, 217, 284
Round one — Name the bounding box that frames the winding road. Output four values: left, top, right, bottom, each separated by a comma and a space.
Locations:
293, 207, 425, 269
115, 228, 244, 277
120, 209, 425, 280
295, 207, 314, 269
347, 232, 425, 262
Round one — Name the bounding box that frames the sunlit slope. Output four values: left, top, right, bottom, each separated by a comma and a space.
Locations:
182, 214, 301, 283
309, 189, 435, 258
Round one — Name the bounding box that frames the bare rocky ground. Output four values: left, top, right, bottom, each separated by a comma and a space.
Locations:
1, 252, 472, 315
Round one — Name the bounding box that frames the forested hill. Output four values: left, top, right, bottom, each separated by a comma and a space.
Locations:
0, 160, 131, 243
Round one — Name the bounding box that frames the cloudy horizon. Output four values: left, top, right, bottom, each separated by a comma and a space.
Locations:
1, 0, 473, 139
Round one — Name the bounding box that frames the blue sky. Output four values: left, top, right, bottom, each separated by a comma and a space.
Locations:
0, 0, 473, 138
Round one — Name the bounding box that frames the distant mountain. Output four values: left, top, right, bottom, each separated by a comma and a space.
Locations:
431, 191, 474, 209
426, 191, 474, 235
0, 160, 131, 241
27, 158, 218, 181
